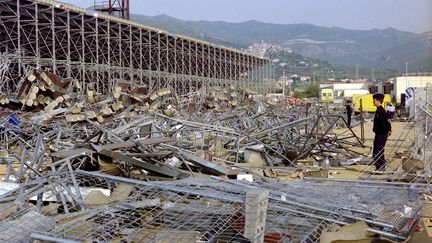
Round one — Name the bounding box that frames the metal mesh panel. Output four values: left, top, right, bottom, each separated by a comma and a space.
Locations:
0, 170, 423, 242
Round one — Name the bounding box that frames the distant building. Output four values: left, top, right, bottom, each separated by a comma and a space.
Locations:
245, 42, 292, 57
319, 81, 368, 99
300, 76, 311, 82
394, 75, 432, 104
368, 79, 394, 97
369, 73, 432, 105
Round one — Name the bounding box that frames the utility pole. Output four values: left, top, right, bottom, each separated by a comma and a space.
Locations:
313, 66, 318, 85
313, 70, 315, 85
405, 62, 409, 87
360, 99, 364, 142
356, 66, 358, 80
279, 62, 286, 96
405, 62, 408, 75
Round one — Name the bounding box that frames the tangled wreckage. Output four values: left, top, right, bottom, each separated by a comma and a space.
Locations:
0, 0, 432, 241
0, 68, 430, 242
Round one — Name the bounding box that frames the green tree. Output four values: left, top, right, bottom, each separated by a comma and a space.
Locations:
304, 84, 319, 97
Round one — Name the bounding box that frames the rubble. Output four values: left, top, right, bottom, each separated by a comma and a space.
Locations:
0, 69, 431, 242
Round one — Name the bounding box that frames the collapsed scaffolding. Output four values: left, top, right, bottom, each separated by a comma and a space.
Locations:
0, 69, 431, 242
0, 0, 431, 242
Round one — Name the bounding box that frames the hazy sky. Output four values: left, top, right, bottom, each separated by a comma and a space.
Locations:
65, 0, 432, 33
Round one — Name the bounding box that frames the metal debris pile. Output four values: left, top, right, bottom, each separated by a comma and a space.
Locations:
0, 70, 431, 242
1, 70, 363, 181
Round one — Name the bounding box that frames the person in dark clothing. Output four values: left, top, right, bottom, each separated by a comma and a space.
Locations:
372, 93, 392, 171
345, 100, 353, 127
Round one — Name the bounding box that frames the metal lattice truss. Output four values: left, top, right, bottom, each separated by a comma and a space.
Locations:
0, 0, 274, 96
0, 170, 425, 242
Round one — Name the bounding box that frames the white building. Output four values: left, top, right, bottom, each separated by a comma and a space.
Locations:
394, 75, 432, 103
319, 82, 368, 98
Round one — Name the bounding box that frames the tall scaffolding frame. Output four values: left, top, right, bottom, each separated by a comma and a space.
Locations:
0, 0, 274, 96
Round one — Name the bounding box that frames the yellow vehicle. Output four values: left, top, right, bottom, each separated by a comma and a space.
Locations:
352, 94, 392, 112
320, 88, 334, 102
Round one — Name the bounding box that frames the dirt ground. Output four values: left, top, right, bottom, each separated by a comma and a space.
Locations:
330, 120, 416, 180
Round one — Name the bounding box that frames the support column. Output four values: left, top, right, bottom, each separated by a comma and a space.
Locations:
148, 30, 152, 91
66, 10, 71, 78
95, 17, 99, 92
224, 49, 228, 81
35, 3, 40, 68
244, 190, 269, 243
218, 48, 222, 80
139, 28, 143, 83
51, 3, 56, 73
234, 52, 237, 81
17, 0, 21, 76
251, 57, 255, 84
247, 55, 251, 87
129, 25, 133, 82
181, 38, 185, 93
243, 54, 247, 88
188, 41, 192, 92
157, 32, 161, 90
201, 44, 205, 78
213, 47, 216, 80
229, 51, 232, 81
174, 37, 177, 91
107, 21, 111, 83
81, 14, 85, 84
118, 24, 123, 80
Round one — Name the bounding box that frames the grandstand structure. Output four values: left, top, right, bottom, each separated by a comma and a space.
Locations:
0, 0, 273, 95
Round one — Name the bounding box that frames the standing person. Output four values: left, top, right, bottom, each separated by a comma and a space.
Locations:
389, 104, 395, 119
386, 104, 391, 119
345, 100, 353, 127
372, 93, 392, 171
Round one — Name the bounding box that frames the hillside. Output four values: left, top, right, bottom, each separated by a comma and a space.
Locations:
377, 31, 432, 71
262, 46, 398, 81
128, 14, 431, 72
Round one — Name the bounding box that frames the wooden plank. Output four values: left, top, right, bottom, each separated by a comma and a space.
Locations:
136, 137, 177, 146
51, 148, 94, 159
179, 151, 230, 176
98, 149, 180, 178
95, 137, 176, 151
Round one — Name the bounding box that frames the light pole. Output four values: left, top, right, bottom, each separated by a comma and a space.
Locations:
405, 62, 409, 94
279, 62, 287, 96
271, 59, 280, 93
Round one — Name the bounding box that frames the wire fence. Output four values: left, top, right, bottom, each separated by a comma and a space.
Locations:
0, 170, 425, 242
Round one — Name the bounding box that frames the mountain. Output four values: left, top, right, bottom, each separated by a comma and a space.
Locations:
127, 14, 431, 72
130, 14, 244, 48
377, 31, 432, 71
